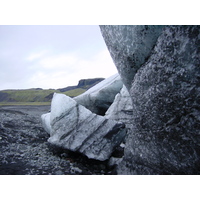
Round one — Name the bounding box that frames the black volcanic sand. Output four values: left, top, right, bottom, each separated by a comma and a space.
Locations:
0, 105, 117, 175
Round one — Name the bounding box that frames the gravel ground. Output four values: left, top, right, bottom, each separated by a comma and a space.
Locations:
0, 105, 118, 175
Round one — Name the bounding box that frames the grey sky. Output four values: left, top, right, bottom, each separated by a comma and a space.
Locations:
0, 25, 117, 90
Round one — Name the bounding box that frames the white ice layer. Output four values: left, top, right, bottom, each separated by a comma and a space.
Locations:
74, 73, 123, 114
105, 85, 133, 124
41, 113, 51, 135
41, 92, 126, 161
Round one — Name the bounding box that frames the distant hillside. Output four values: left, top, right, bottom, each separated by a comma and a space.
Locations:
58, 78, 104, 92
0, 78, 104, 105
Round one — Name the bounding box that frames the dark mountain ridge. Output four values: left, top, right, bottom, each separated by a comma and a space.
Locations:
58, 78, 104, 92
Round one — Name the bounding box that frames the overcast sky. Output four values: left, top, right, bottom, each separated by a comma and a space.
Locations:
0, 25, 117, 90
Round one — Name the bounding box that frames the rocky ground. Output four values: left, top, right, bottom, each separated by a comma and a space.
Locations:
0, 105, 120, 175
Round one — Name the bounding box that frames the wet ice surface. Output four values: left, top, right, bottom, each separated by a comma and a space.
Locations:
0, 105, 117, 175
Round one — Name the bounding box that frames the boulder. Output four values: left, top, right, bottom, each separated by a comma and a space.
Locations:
100, 25, 200, 174
42, 93, 126, 161
74, 73, 123, 115
105, 85, 133, 127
